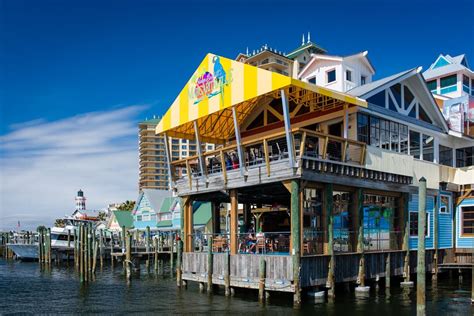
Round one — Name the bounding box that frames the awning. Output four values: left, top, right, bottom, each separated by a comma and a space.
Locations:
156, 53, 367, 142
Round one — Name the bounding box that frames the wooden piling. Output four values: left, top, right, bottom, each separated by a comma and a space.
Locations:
417, 177, 427, 316
170, 234, 174, 275
154, 238, 159, 272
176, 239, 183, 286
126, 232, 132, 280
258, 256, 266, 302
224, 251, 230, 296
207, 237, 213, 293
290, 180, 301, 306
80, 225, 85, 283
356, 188, 366, 288
325, 183, 335, 298
47, 228, 52, 265
99, 230, 104, 269
386, 253, 391, 288
92, 239, 98, 274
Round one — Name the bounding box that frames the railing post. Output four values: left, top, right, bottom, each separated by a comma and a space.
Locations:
219, 150, 227, 185
207, 237, 213, 293
230, 190, 238, 255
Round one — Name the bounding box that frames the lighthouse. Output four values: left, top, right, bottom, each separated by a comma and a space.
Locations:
75, 189, 86, 211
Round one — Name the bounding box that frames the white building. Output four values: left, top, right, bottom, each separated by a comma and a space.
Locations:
423, 54, 473, 98
298, 51, 375, 93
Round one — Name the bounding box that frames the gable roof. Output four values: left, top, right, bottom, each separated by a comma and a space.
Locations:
112, 210, 134, 229
298, 51, 375, 79
193, 202, 212, 226
348, 67, 449, 132
155, 53, 367, 141
423, 54, 472, 80
347, 68, 416, 98
286, 41, 327, 59
133, 189, 172, 214
158, 197, 175, 214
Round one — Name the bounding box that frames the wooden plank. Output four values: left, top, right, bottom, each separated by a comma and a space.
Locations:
263, 139, 270, 177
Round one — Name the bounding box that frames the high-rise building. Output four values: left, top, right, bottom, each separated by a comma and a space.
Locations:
138, 117, 215, 191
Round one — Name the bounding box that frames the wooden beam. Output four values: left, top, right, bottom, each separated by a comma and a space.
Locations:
282, 180, 292, 193
299, 132, 307, 159
341, 140, 348, 163
232, 107, 245, 176
230, 189, 238, 255
322, 136, 329, 160
281, 89, 296, 169
186, 159, 192, 189
220, 150, 227, 185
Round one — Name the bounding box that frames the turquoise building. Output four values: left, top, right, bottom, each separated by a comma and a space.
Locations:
132, 189, 172, 230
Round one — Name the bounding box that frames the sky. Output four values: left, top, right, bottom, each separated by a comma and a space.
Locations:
0, 0, 473, 230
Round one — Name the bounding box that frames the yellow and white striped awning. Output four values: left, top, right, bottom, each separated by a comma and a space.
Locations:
156, 53, 366, 139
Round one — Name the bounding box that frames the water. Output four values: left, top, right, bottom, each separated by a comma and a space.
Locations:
0, 259, 472, 315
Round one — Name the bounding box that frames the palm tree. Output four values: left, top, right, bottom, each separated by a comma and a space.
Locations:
117, 200, 136, 211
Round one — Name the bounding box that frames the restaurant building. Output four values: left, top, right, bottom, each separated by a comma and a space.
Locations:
154, 52, 473, 302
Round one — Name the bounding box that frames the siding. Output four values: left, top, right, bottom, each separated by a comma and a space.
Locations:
455, 197, 474, 249
438, 192, 453, 249
409, 194, 434, 250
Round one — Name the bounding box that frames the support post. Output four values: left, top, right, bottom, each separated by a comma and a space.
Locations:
325, 183, 335, 297
433, 192, 439, 281
258, 256, 266, 302
224, 250, 231, 296
291, 180, 301, 306
230, 189, 238, 255
207, 237, 213, 293
193, 121, 207, 178
231, 106, 245, 176
401, 192, 412, 286
126, 232, 132, 281
356, 188, 367, 290
281, 89, 296, 168
177, 238, 183, 286
386, 253, 391, 288
417, 177, 427, 316
163, 133, 173, 190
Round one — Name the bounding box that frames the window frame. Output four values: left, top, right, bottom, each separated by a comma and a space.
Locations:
345, 69, 353, 82
361, 75, 367, 85
307, 76, 316, 84
409, 211, 430, 238
460, 205, 474, 237
439, 194, 451, 214
326, 68, 336, 84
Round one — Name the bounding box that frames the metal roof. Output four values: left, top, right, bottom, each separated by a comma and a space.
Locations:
347, 69, 416, 97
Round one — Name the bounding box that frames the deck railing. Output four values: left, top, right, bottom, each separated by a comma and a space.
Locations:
170, 128, 367, 187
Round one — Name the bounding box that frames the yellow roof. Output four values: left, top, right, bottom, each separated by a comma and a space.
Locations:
156, 53, 366, 140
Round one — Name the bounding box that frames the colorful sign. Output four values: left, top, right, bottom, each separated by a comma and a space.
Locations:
189, 56, 232, 104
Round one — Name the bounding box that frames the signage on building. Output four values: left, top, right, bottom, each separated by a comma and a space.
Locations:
189, 56, 232, 104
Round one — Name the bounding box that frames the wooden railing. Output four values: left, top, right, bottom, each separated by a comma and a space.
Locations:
170, 128, 367, 188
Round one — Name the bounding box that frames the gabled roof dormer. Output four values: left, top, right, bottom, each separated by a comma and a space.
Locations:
347, 67, 449, 132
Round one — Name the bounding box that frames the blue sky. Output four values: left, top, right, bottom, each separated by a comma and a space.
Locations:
0, 0, 473, 229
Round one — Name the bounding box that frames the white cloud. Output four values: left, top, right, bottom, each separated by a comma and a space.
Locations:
0, 105, 149, 230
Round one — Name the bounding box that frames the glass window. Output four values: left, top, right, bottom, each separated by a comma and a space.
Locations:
137, 215, 142, 221
439, 145, 453, 166
363, 194, 399, 251
370, 116, 380, 147
390, 121, 399, 152
400, 125, 408, 154
419, 105, 433, 124
408, 104, 416, 118
403, 85, 415, 108
380, 119, 390, 150
461, 206, 474, 236
410, 130, 420, 159
463, 75, 470, 87
409, 212, 429, 237
346, 70, 352, 82
456, 146, 474, 167
367, 91, 386, 107
361, 76, 367, 85
308, 76, 316, 84
426, 80, 437, 91
388, 94, 398, 112
357, 113, 369, 144
390, 84, 402, 106
327, 69, 336, 83
440, 74, 457, 87
333, 191, 353, 253
422, 134, 434, 162
440, 195, 451, 214
172, 139, 179, 144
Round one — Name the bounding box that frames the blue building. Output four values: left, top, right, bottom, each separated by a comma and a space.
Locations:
132, 189, 172, 230
455, 197, 474, 250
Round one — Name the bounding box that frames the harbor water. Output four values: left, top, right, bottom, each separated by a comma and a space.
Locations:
0, 259, 472, 315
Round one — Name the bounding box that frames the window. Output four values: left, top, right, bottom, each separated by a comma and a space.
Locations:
327, 69, 336, 83
427, 80, 437, 91
409, 212, 429, 237
308, 76, 316, 84
367, 91, 385, 107
137, 215, 142, 221
333, 191, 353, 252
440, 74, 457, 87
403, 86, 415, 108
419, 105, 433, 124
390, 121, 399, 152
363, 194, 399, 251
439, 195, 451, 214
400, 125, 409, 154
390, 84, 402, 107
172, 139, 179, 144
410, 130, 420, 159
422, 134, 434, 162
357, 113, 369, 144
361, 76, 367, 85
463, 75, 470, 87
181, 145, 187, 149
346, 70, 352, 82
456, 146, 474, 167
439, 145, 453, 166
380, 119, 390, 150
460, 205, 474, 236
370, 116, 380, 147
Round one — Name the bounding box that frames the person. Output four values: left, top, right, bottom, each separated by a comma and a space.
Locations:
225, 153, 232, 170
232, 153, 239, 169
